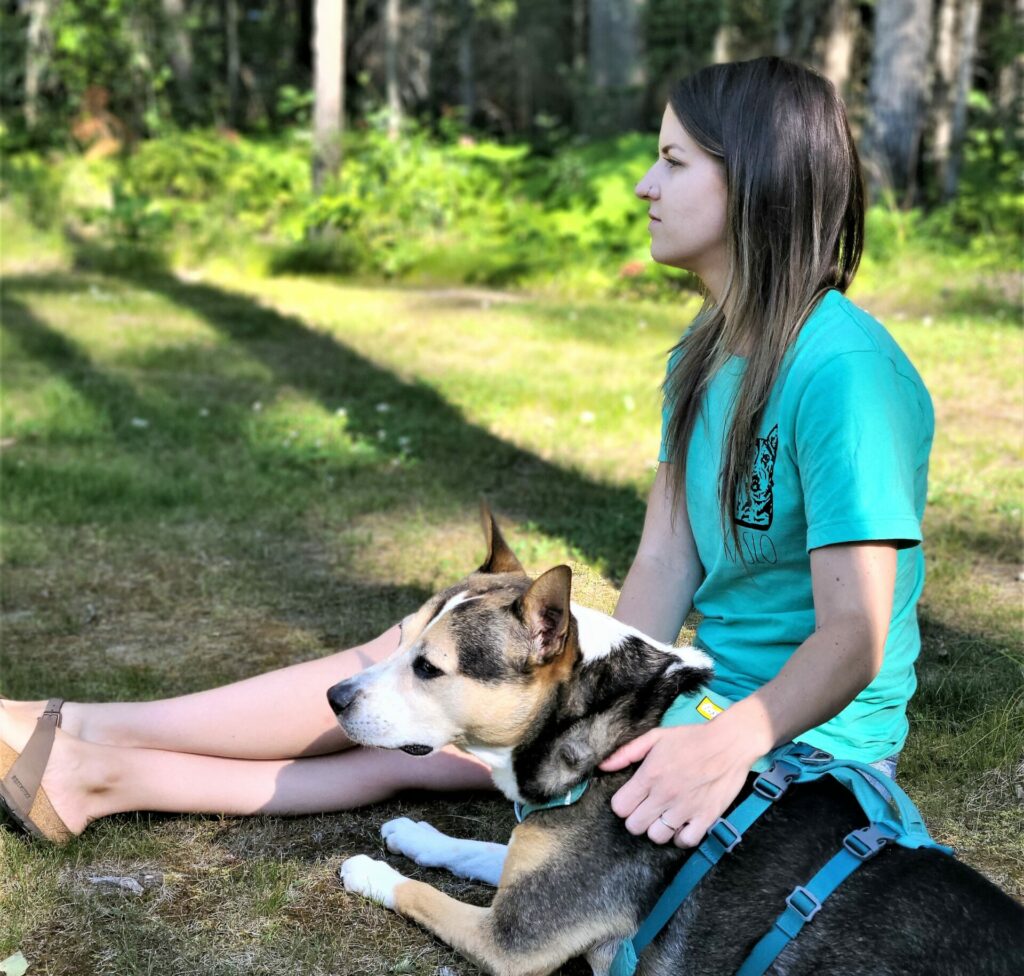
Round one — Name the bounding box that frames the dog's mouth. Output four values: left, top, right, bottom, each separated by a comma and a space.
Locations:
399, 744, 434, 756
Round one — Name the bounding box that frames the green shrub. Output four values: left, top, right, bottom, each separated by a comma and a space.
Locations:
920, 98, 1023, 256
864, 205, 922, 263
0, 151, 63, 227
71, 177, 172, 273
3, 116, 1017, 293
268, 231, 365, 276
130, 131, 237, 200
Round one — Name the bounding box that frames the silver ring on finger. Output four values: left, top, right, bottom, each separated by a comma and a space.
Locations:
657, 812, 680, 832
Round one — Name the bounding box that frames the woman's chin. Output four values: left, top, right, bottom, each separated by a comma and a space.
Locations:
649, 248, 692, 274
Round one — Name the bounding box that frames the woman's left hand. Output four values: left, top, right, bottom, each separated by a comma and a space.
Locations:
599, 709, 767, 848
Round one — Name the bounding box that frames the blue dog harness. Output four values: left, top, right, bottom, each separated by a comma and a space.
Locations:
606, 742, 953, 976
513, 741, 953, 976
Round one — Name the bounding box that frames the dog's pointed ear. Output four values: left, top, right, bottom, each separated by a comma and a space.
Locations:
519, 565, 572, 666
477, 501, 525, 575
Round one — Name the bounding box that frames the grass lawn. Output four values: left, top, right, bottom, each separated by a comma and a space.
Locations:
1, 214, 1021, 974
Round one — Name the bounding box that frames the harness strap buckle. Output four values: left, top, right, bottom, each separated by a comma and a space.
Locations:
752, 759, 800, 801
785, 885, 821, 923
842, 823, 897, 861
707, 817, 743, 854
787, 742, 834, 766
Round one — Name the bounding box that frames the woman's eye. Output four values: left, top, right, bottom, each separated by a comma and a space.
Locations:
663, 157, 680, 168
413, 655, 444, 680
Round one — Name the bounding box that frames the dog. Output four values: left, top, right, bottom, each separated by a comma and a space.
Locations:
735, 424, 778, 530
328, 510, 1024, 976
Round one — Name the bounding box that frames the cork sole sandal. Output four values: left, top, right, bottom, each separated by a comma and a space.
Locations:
0, 698, 73, 844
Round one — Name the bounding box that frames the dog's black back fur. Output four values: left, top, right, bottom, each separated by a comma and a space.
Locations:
495, 769, 1024, 975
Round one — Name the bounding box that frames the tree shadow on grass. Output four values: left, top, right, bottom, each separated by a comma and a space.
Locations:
938, 280, 1023, 324
910, 609, 1023, 777
2, 271, 646, 580
117, 271, 650, 580
0, 289, 436, 693
927, 519, 1023, 566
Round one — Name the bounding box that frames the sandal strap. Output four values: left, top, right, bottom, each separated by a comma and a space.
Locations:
2, 698, 64, 822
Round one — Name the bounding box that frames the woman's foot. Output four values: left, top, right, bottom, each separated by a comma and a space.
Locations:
0, 701, 97, 838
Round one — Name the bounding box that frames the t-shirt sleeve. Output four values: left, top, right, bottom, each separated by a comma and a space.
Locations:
795, 350, 932, 551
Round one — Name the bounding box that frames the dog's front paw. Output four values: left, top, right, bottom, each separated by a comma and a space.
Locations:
382, 817, 450, 867
340, 855, 406, 908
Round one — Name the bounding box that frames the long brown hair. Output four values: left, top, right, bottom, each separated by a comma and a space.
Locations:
661, 57, 864, 551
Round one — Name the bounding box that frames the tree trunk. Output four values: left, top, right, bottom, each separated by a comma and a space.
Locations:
588, 0, 646, 132
423, 0, 434, 121
819, 0, 856, 98
386, 0, 400, 139
457, 0, 475, 126
774, 0, 796, 56
571, 0, 587, 128
514, 2, 540, 134
224, 0, 241, 127
162, 0, 200, 119
312, 0, 345, 193
929, 0, 957, 196
125, 4, 155, 136
943, 0, 981, 200
712, 18, 734, 63
24, 0, 55, 132
773, 0, 820, 59
995, 0, 1021, 121
863, 0, 936, 205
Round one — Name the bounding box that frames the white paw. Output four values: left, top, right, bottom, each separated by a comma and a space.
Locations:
382, 817, 450, 867
340, 854, 405, 908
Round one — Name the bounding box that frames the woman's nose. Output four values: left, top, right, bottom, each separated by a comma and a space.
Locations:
635, 172, 659, 200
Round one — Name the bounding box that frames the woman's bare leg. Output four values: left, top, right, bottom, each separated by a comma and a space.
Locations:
4, 720, 496, 838
6, 625, 402, 760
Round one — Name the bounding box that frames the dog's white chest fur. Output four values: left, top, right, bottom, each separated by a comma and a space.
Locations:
463, 744, 521, 802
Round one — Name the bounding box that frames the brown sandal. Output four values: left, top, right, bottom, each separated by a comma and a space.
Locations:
0, 698, 73, 844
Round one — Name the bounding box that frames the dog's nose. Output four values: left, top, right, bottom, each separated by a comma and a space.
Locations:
327, 680, 360, 715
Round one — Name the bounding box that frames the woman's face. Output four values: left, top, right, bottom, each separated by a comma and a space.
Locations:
636, 105, 729, 298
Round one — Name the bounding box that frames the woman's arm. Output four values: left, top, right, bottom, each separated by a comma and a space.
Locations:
600, 541, 898, 848
728, 542, 897, 756
614, 462, 704, 644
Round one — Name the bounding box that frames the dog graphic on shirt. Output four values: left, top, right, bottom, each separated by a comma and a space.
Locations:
735, 425, 779, 530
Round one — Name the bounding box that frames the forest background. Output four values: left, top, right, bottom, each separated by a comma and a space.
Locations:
0, 2, 1021, 975
2, 0, 1020, 288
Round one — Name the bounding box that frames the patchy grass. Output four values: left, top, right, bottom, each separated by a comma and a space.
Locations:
1, 226, 1021, 973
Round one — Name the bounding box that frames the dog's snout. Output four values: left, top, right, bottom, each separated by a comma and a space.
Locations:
327, 680, 360, 716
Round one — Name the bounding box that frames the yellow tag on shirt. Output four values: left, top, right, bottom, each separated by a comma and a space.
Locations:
696, 696, 724, 721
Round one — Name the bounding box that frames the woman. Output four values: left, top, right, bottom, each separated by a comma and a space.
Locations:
1, 58, 931, 849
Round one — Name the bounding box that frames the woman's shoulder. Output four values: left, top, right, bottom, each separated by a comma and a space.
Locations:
791, 290, 923, 385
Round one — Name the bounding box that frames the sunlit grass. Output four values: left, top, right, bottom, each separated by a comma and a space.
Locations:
1, 215, 1021, 972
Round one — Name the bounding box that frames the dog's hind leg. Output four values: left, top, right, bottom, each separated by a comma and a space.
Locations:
382, 817, 508, 886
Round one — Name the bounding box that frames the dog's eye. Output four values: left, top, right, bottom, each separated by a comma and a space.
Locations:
413, 655, 445, 680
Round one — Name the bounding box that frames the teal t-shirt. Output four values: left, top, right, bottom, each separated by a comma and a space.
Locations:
658, 290, 934, 762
